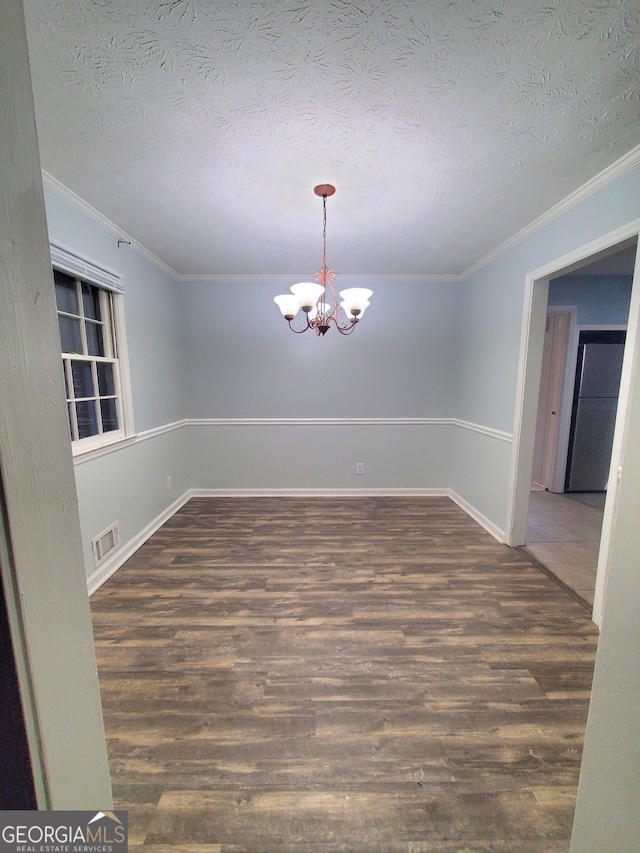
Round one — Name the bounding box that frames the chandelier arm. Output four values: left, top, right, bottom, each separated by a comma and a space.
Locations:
287, 316, 313, 334
328, 314, 358, 335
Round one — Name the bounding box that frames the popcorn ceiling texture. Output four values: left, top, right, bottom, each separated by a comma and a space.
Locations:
24, 0, 640, 276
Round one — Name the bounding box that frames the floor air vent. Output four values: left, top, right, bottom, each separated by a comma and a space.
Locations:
92, 523, 120, 565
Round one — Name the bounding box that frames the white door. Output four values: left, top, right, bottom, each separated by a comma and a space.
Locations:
531, 311, 571, 490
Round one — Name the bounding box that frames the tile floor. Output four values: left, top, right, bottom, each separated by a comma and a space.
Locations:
525, 488, 606, 608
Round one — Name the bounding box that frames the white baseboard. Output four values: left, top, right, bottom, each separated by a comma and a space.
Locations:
188, 487, 449, 498
448, 490, 506, 543
87, 491, 191, 595
87, 487, 505, 594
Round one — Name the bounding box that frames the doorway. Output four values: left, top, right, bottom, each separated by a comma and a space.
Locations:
508, 230, 639, 625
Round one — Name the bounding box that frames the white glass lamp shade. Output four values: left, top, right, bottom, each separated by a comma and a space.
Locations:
341, 299, 369, 319
309, 301, 332, 321
339, 288, 373, 316
274, 294, 301, 320
290, 282, 325, 312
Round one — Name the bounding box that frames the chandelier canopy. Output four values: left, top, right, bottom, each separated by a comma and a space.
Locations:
274, 185, 372, 336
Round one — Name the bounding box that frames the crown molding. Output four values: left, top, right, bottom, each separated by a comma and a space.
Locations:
461, 143, 640, 280
42, 172, 179, 279
41, 173, 461, 284
175, 273, 461, 284
44, 142, 640, 284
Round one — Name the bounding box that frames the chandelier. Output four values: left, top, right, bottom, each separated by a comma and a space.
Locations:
274, 184, 372, 335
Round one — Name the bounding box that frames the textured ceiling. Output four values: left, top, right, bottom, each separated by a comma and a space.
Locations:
24, 0, 640, 277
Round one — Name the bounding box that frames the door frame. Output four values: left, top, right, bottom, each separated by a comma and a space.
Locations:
506, 222, 640, 626
1, 1, 113, 807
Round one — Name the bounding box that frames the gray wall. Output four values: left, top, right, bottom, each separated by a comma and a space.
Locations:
181, 279, 459, 419
549, 274, 633, 324
180, 277, 459, 498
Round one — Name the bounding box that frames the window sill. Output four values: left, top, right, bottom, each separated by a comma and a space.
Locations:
72, 433, 136, 465
71, 420, 186, 465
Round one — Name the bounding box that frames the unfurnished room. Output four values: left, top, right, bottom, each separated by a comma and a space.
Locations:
1, 2, 640, 851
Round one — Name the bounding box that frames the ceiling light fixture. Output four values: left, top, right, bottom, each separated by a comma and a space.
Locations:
274, 184, 372, 335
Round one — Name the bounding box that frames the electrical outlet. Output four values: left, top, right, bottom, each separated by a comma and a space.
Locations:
356, 462, 364, 475
166, 475, 173, 491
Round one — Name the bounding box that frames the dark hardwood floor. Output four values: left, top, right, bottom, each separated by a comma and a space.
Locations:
90, 497, 598, 853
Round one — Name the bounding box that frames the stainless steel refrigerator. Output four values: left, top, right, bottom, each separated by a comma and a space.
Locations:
565, 330, 626, 492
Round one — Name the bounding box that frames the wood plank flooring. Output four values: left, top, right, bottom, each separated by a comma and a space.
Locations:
89, 497, 599, 853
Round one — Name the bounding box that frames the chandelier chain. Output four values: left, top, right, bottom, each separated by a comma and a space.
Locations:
322, 193, 328, 277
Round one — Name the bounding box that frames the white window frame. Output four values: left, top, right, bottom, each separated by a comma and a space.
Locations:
51, 242, 134, 457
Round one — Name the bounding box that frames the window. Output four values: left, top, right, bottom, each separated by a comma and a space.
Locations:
52, 244, 132, 454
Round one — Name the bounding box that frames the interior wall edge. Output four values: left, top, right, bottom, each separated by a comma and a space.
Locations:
447, 491, 506, 543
